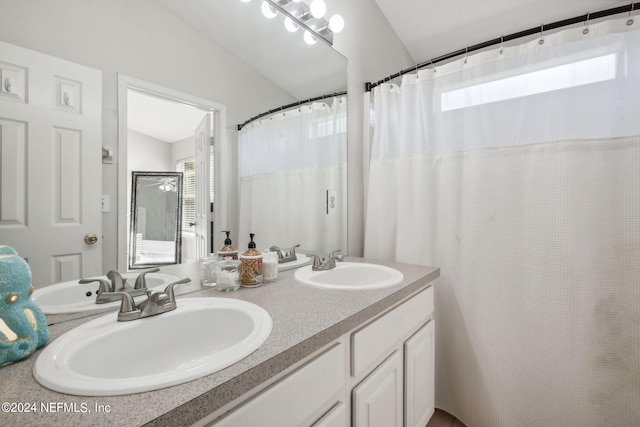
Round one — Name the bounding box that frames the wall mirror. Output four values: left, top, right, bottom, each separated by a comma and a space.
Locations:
0, 0, 347, 315
157, 0, 348, 255
129, 172, 183, 269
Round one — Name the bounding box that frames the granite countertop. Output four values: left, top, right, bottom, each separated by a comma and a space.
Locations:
0, 257, 439, 427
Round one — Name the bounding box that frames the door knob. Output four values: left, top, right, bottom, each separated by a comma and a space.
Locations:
84, 233, 99, 245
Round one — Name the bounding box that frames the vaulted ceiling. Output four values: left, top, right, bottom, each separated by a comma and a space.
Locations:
373, 0, 628, 63
133, 0, 631, 142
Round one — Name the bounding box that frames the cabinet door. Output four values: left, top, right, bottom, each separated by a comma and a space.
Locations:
404, 320, 435, 427
352, 351, 403, 427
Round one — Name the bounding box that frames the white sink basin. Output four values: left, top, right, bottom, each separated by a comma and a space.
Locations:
294, 262, 404, 290
32, 273, 178, 314
33, 297, 272, 396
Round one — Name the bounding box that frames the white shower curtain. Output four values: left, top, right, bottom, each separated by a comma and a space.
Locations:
365, 18, 640, 427
238, 97, 347, 253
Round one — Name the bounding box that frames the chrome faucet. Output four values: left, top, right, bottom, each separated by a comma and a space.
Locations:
269, 244, 300, 263
307, 250, 345, 271
80, 268, 159, 304
100, 277, 191, 321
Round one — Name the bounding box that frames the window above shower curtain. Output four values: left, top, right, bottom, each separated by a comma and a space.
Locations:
370, 17, 640, 159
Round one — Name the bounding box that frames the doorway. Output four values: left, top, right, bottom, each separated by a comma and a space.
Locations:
117, 76, 228, 271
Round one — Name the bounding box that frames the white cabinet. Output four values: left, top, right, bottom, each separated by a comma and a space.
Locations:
352, 351, 404, 427
204, 285, 435, 427
351, 286, 435, 427
405, 321, 435, 427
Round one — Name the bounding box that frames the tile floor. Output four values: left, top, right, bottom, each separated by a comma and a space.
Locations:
427, 409, 467, 427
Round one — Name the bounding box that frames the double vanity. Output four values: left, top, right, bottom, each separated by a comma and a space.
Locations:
0, 257, 438, 427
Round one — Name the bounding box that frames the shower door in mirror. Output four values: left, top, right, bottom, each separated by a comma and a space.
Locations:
129, 172, 183, 269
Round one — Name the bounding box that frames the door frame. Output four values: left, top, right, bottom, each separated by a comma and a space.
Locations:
116, 75, 228, 271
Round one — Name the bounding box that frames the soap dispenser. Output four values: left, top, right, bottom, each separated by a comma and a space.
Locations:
239, 233, 263, 288
217, 231, 238, 260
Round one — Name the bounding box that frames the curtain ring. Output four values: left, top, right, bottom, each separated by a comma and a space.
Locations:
499, 35, 504, 55
538, 24, 545, 45
430, 59, 436, 72
583, 12, 590, 34
628, 2, 636, 26
463, 47, 468, 64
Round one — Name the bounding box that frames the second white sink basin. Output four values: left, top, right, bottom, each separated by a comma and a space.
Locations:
33, 297, 272, 396
294, 262, 404, 290
32, 273, 179, 314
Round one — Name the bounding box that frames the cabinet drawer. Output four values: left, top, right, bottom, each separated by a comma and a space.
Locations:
214, 342, 345, 427
312, 402, 347, 427
351, 286, 433, 377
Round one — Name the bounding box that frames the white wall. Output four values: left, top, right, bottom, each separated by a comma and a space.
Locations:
0, 0, 296, 270
171, 136, 196, 167
128, 131, 173, 172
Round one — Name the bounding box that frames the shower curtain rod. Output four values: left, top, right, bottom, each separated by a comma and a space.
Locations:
365, 2, 639, 91
237, 90, 347, 131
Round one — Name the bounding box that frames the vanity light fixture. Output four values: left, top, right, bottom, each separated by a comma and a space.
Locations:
261, 1, 278, 19
303, 30, 318, 45
309, 0, 327, 19
243, 0, 343, 46
284, 16, 300, 32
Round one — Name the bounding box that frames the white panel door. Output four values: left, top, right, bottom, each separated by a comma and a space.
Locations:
353, 351, 403, 427
404, 320, 435, 427
0, 41, 102, 287
194, 113, 211, 259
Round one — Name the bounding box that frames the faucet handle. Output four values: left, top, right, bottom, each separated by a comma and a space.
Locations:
107, 270, 134, 292
134, 267, 159, 290
164, 277, 191, 304
328, 249, 342, 258
270, 246, 284, 260
327, 250, 345, 263
99, 291, 137, 320
306, 253, 323, 268
287, 244, 300, 257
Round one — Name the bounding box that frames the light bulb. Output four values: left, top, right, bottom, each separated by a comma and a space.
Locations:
284, 17, 300, 32
303, 30, 317, 45
309, 0, 326, 19
329, 14, 344, 33
240, 0, 251, 3
261, 1, 278, 19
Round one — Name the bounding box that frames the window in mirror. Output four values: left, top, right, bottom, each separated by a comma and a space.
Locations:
177, 159, 196, 234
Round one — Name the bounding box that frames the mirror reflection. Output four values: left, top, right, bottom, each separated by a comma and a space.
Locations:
0, 0, 347, 315
129, 172, 183, 269
237, 96, 347, 255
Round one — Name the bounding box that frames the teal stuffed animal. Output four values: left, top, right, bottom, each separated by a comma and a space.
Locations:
0, 246, 50, 366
